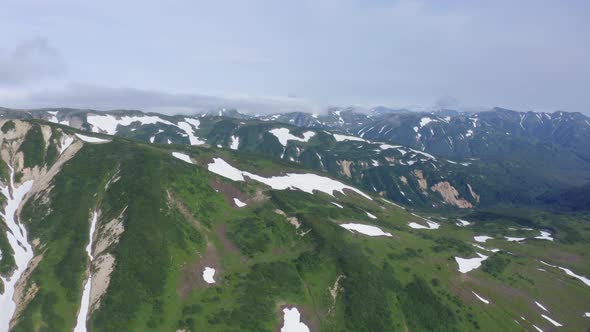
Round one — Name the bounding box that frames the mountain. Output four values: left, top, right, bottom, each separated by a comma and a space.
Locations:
0, 118, 588, 332
1, 106, 588, 211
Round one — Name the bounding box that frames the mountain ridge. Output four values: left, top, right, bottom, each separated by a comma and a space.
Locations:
0, 118, 587, 331
1, 106, 588, 210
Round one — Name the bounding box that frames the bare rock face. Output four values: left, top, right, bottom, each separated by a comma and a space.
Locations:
399, 176, 408, 184
413, 170, 428, 191
430, 181, 473, 208
0, 120, 83, 327
90, 253, 115, 313
467, 184, 480, 203
89, 207, 126, 313
337, 160, 353, 178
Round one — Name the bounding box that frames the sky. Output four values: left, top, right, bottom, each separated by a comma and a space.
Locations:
1, 0, 589, 114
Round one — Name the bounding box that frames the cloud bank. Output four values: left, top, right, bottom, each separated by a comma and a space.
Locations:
0, 38, 66, 85
2, 84, 323, 115
1, 0, 589, 114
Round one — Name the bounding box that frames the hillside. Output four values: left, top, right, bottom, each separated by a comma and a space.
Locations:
3, 107, 589, 210
0, 119, 588, 331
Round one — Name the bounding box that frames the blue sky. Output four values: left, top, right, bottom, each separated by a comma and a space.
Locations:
1, 0, 589, 114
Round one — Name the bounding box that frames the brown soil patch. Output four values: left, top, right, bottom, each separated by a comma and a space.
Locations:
209, 178, 248, 208
449, 272, 547, 317
545, 252, 584, 265
167, 191, 206, 232
215, 224, 241, 255
177, 242, 221, 299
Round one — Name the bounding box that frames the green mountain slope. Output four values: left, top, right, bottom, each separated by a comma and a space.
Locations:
0, 119, 588, 331
3, 106, 588, 211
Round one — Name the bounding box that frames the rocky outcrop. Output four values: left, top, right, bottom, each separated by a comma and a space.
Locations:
337, 160, 353, 178
467, 184, 480, 203
0, 120, 83, 327
413, 170, 428, 191
430, 182, 473, 208
89, 206, 126, 313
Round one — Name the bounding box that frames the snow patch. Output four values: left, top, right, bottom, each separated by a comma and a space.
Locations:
419, 117, 436, 127
408, 221, 439, 230
87, 114, 205, 145
534, 231, 553, 241
505, 236, 526, 242
269, 128, 315, 146
408, 148, 436, 160
233, 198, 247, 207
87, 114, 172, 135
474, 236, 493, 243
230, 136, 240, 150
207, 158, 372, 200
176, 120, 205, 145
331, 202, 343, 208
47, 111, 69, 126
535, 301, 549, 312
456, 219, 470, 227
539, 260, 590, 287
207, 158, 245, 181
0, 167, 34, 331
472, 244, 500, 253
408, 213, 440, 230
76, 134, 110, 143
73, 211, 99, 332
340, 223, 392, 237
59, 136, 74, 154
172, 152, 193, 164
379, 144, 402, 150
541, 314, 562, 327
455, 253, 488, 273
332, 133, 366, 142
472, 291, 490, 304
203, 267, 216, 284
281, 307, 310, 332
365, 211, 377, 219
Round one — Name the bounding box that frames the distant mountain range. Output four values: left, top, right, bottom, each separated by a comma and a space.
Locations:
1, 106, 589, 211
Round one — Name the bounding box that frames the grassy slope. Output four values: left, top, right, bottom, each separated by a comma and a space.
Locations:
7, 123, 590, 331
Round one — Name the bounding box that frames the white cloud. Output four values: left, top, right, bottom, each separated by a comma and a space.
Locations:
1, 83, 323, 115
0, 38, 66, 85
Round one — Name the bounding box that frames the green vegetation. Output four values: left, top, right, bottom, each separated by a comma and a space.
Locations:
227, 208, 297, 256
399, 277, 457, 331
19, 123, 46, 168
1, 120, 15, 133
3, 119, 589, 331
482, 254, 511, 277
